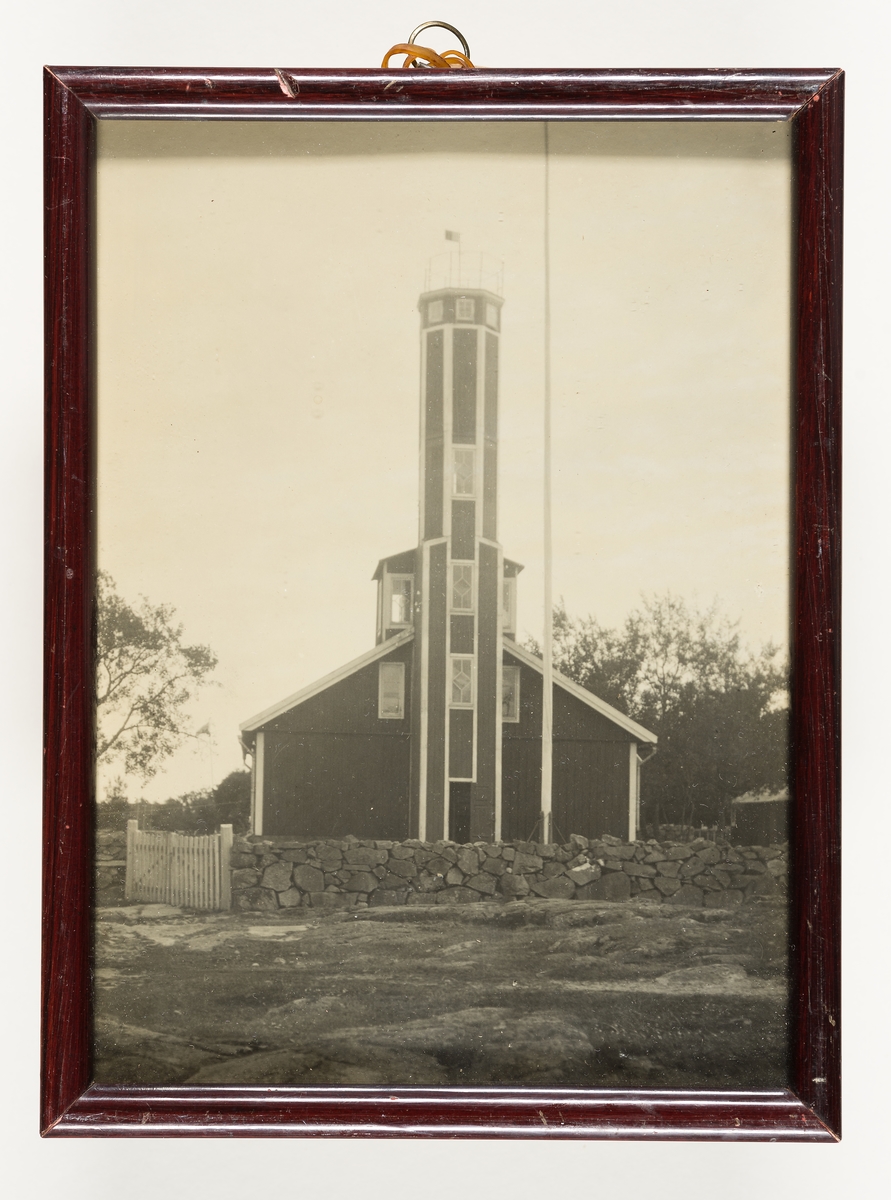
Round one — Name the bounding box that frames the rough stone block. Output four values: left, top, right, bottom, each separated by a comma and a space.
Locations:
278, 849, 309, 863
425, 856, 452, 878
513, 852, 543, 874
234, 887, 279, 912
568, 865, 601, 886
231, 868, 261, 889
380, 872, 415, 890
749, 871, 778, 896
623, 862, 657, 877
542, 861, 567, 879
501, 847, 516, 861
368, 889, 406, 907
662, 845, 694, 861
278, 888, 303, 908
262, 861, 296, 892
292, 865, 325, 894
445, 866, 465, 886
417, 870, 445, 892
679, 858, 706, 878
390, 845, 415, 860
577, 872, 631, 902
456, 849, 480, 875
707, 868, 731, 888
697, 846, 722, 865
482, 857, 507, 876
344, 871, 379, 892
656, 860, 680, 878
407, 892, 439, 905
529, 875, 577, 900
653, 876, 682, 895
569, 834, 590, 849
230, 852, 257, 869
385, 858, 418, 879
345, 847, 388, 866
536, 843, 557, 859
465, 873, 497, 895
499, 872, 531, 898
603, 844, 636, 861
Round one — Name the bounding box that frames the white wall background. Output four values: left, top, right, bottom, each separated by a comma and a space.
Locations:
2, 2, 886, 1193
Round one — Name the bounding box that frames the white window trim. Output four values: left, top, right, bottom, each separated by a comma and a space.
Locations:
378, 661, 406, 720
450, 563, 475, 613
449, 655, 475, 708
385, 573, 414, 628
502, 575, 517, 634
452, 447, 476, 497
502, 665, 521, 722
455, 297, 475, 322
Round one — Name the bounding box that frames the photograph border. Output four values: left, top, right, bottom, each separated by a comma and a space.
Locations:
42, 65, 842, 1140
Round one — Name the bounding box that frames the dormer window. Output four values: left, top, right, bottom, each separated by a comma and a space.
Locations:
428, 299, 443, 324
387, 575, 413, 626
456, 297, 475, 321
452, 448, 475, 496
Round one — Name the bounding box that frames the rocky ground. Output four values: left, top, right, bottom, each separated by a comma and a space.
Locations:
94, 896, 790, 1088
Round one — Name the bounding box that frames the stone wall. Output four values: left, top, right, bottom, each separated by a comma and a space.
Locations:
230, 833, 787, 913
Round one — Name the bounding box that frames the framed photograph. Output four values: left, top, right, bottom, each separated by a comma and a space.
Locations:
43, 66, 841, 1139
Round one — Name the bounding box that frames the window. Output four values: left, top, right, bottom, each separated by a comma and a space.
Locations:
427, 299, 443, 324
378, 662, 405, 719
451, 564, 474, 610
485, 302, 499, 330
456, 297, 475, 321
452, 448, 475, 495
502, 576, 516, 633
387, 575, 413, 626
451, 657, 473, 706
502, 666, 521, 721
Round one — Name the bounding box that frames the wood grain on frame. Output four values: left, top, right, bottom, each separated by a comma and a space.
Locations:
42, 65, 842, 1140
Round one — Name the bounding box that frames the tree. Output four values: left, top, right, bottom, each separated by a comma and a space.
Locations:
528, 593, 788, 828
96, 571, 218, 782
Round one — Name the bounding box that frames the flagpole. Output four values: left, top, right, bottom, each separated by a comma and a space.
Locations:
541, 121, 553, 845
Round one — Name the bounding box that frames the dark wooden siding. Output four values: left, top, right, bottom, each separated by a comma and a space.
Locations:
265, 731, 411, 839
553, 740, 629, 841
424, 330, 444, 539
501, 654, 543, 841
261, 640, 413, 838
450, 613, 474, 654
500, 648, 633, 843
452, 328, 477, 443
426, 542, 448, 837
472, 542, 498, 838
451, 500, 475, 559
448, 708, 474, 779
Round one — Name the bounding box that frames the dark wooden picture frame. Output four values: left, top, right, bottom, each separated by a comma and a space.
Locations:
43, 66, 841, 1140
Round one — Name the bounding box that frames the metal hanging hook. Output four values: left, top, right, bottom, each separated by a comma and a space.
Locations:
407, 21, 471, 59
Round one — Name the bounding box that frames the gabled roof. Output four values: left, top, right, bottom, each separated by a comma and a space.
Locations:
372, 548, 417, 581
240, 629, 414, 735
503, 639, 658, 745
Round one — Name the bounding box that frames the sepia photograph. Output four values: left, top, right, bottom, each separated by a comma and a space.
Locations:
91, 117, 794, 1091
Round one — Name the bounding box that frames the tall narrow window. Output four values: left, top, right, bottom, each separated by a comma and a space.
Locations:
485, 302, 499, 330
502, 576, 516, 633
387, 576, 413, 626
378, 662, 405, 719
502, 666, 521, 721
453, 448, 475, 496
427, 299, 443, 324
451, 658, 474, 706
451, 564, 474, 611
456, 297, 475, 321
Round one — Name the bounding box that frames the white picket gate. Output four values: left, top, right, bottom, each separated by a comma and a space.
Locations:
125, 820, 233, 910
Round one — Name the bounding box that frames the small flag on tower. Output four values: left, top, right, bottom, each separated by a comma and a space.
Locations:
445, 230, 460, 242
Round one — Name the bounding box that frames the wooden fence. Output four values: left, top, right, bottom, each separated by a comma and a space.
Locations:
124, 820, 233, 910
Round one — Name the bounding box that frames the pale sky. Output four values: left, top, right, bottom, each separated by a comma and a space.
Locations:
96, 119, 791, 802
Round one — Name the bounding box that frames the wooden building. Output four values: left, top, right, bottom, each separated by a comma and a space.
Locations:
240, 276, 657, 843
